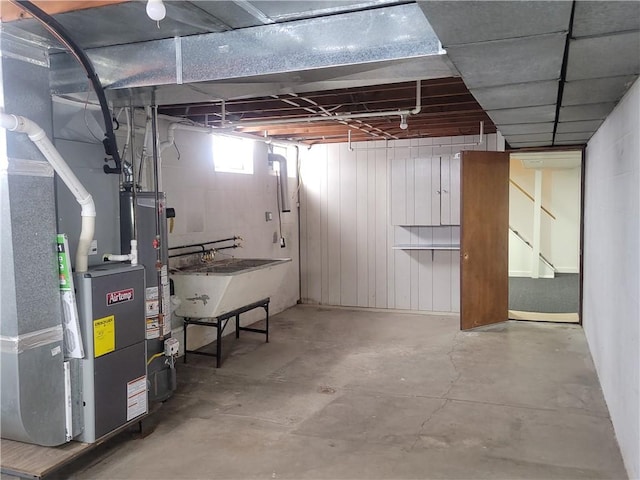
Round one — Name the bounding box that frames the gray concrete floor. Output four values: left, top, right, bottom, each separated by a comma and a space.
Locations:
60, 306, 626, 479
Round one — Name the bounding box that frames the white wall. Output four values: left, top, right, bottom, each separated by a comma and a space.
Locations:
508, 230, 554, 278
584, 78, 639, 479
509, 159, 581, 275
299, 133, 504, 313
160, 123, 300, 349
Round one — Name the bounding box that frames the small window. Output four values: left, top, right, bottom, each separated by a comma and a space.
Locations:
212, 135, 254, 174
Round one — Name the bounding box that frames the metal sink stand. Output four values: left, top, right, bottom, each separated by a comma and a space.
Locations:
182, 298, 270, 367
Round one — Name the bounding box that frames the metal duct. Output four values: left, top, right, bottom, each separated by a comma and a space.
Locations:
268, 153, 290, 213
49, 4, 444, 97
1, 54, 67, 446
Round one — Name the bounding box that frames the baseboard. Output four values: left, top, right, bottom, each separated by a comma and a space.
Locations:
555, 268, 579, 274
508, 310, 579, 323
509, 272, 555, 279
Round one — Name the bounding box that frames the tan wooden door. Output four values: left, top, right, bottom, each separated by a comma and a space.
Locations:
460, 151, 510, 330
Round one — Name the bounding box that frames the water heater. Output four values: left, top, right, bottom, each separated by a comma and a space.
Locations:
120, 191, 175, 402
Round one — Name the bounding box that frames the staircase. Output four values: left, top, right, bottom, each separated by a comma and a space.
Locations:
509, 226, 556, 278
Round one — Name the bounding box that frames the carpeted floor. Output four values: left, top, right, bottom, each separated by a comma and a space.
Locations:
509, 273, 580, 313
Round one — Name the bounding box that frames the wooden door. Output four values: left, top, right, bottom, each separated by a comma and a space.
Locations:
460, 151, 510, 330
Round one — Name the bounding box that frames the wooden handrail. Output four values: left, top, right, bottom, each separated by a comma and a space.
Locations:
509, 179, 556, 220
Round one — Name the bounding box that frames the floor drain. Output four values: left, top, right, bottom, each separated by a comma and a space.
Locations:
318, 386, 336, 394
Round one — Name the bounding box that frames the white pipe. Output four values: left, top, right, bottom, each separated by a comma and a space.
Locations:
1, 113, 96, 272
103, 240, 138, 265
447, 121, 484, 148
223, 80, 424, 129
158, 120, 305, 150
224, 108, 415, 128
411, 80, 422, 115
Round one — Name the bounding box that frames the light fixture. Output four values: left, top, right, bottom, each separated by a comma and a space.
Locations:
146, 0, 166, 22
399, 114, 408, 130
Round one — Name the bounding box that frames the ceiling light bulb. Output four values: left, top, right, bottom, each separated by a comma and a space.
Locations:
146, 0, 166, 22
399, 115, 408, 130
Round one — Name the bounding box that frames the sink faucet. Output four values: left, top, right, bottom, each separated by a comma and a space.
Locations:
201, 249, 216, 263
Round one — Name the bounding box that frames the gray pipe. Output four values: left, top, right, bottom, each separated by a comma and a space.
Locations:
268, 153, 291, 213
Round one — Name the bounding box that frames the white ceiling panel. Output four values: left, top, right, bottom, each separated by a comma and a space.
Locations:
572, 1, 640, 38
470, 81, 558, 110
566, 32, 640, 81
555, 132, 593, 143
556, 120, 604, 134
446, 34, 565, 89
508, 141, 553, 148
504, 133, 553, 144
488, 105, 556, 125
417, 1, 571, 47
559, 103, 618, 122
497, 123, 555, 135
553, 139, 589, 146
563, 76, 639, 106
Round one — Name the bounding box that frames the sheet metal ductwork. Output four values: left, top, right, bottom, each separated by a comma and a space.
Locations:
0, 54, 68, 446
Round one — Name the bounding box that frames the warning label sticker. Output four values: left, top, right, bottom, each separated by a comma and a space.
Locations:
146, 299, 160, 317
126, 375, 147, 421
146, 318, 160, 339
93, 315, 115, 358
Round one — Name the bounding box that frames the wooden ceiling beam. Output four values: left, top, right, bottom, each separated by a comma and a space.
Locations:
162, 93, 478, 118
159, 82, 474, 116
1, 0, 129, 22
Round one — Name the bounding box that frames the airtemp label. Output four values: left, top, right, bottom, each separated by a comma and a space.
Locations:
106, 288, 134, 306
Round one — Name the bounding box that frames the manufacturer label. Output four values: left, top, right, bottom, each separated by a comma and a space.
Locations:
106, 288, 134, 306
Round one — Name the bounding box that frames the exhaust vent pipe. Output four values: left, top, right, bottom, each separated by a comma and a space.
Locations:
1, 113, 96, 272
268, 153, 290, 213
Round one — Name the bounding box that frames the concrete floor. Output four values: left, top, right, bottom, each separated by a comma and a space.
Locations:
59, 306, 626, 479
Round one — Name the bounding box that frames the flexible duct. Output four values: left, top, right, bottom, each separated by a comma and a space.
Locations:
1, 113, 96, 272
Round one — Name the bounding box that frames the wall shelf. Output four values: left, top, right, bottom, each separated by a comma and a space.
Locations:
392, 244, 460, 261
392, 244, 460, 250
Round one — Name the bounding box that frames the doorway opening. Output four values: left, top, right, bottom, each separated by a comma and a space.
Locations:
508, 150, 582, 323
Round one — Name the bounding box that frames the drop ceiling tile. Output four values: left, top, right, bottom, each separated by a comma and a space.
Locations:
573, 1, 640, 38
470, 81, 559, 110
488, 105, 557, 125
553, 139, 588, 146
446, 34, 565, 89
509, 141, 553, 148
417, 1, 572, 46
563, 75, 639, 106
497, 123, 555, 135
556, 120, 604, 134
505, 133, 554, 143
566, 32, 640, 81
559, 103, 618, 122
555, 132, 594, 143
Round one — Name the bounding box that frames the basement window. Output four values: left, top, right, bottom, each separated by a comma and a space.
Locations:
212, 135, 254, 174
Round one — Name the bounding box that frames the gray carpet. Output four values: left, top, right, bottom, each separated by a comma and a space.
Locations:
509, 273, 580, 313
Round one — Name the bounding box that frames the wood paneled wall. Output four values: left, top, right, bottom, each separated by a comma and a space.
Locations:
299, 134, 504, 313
